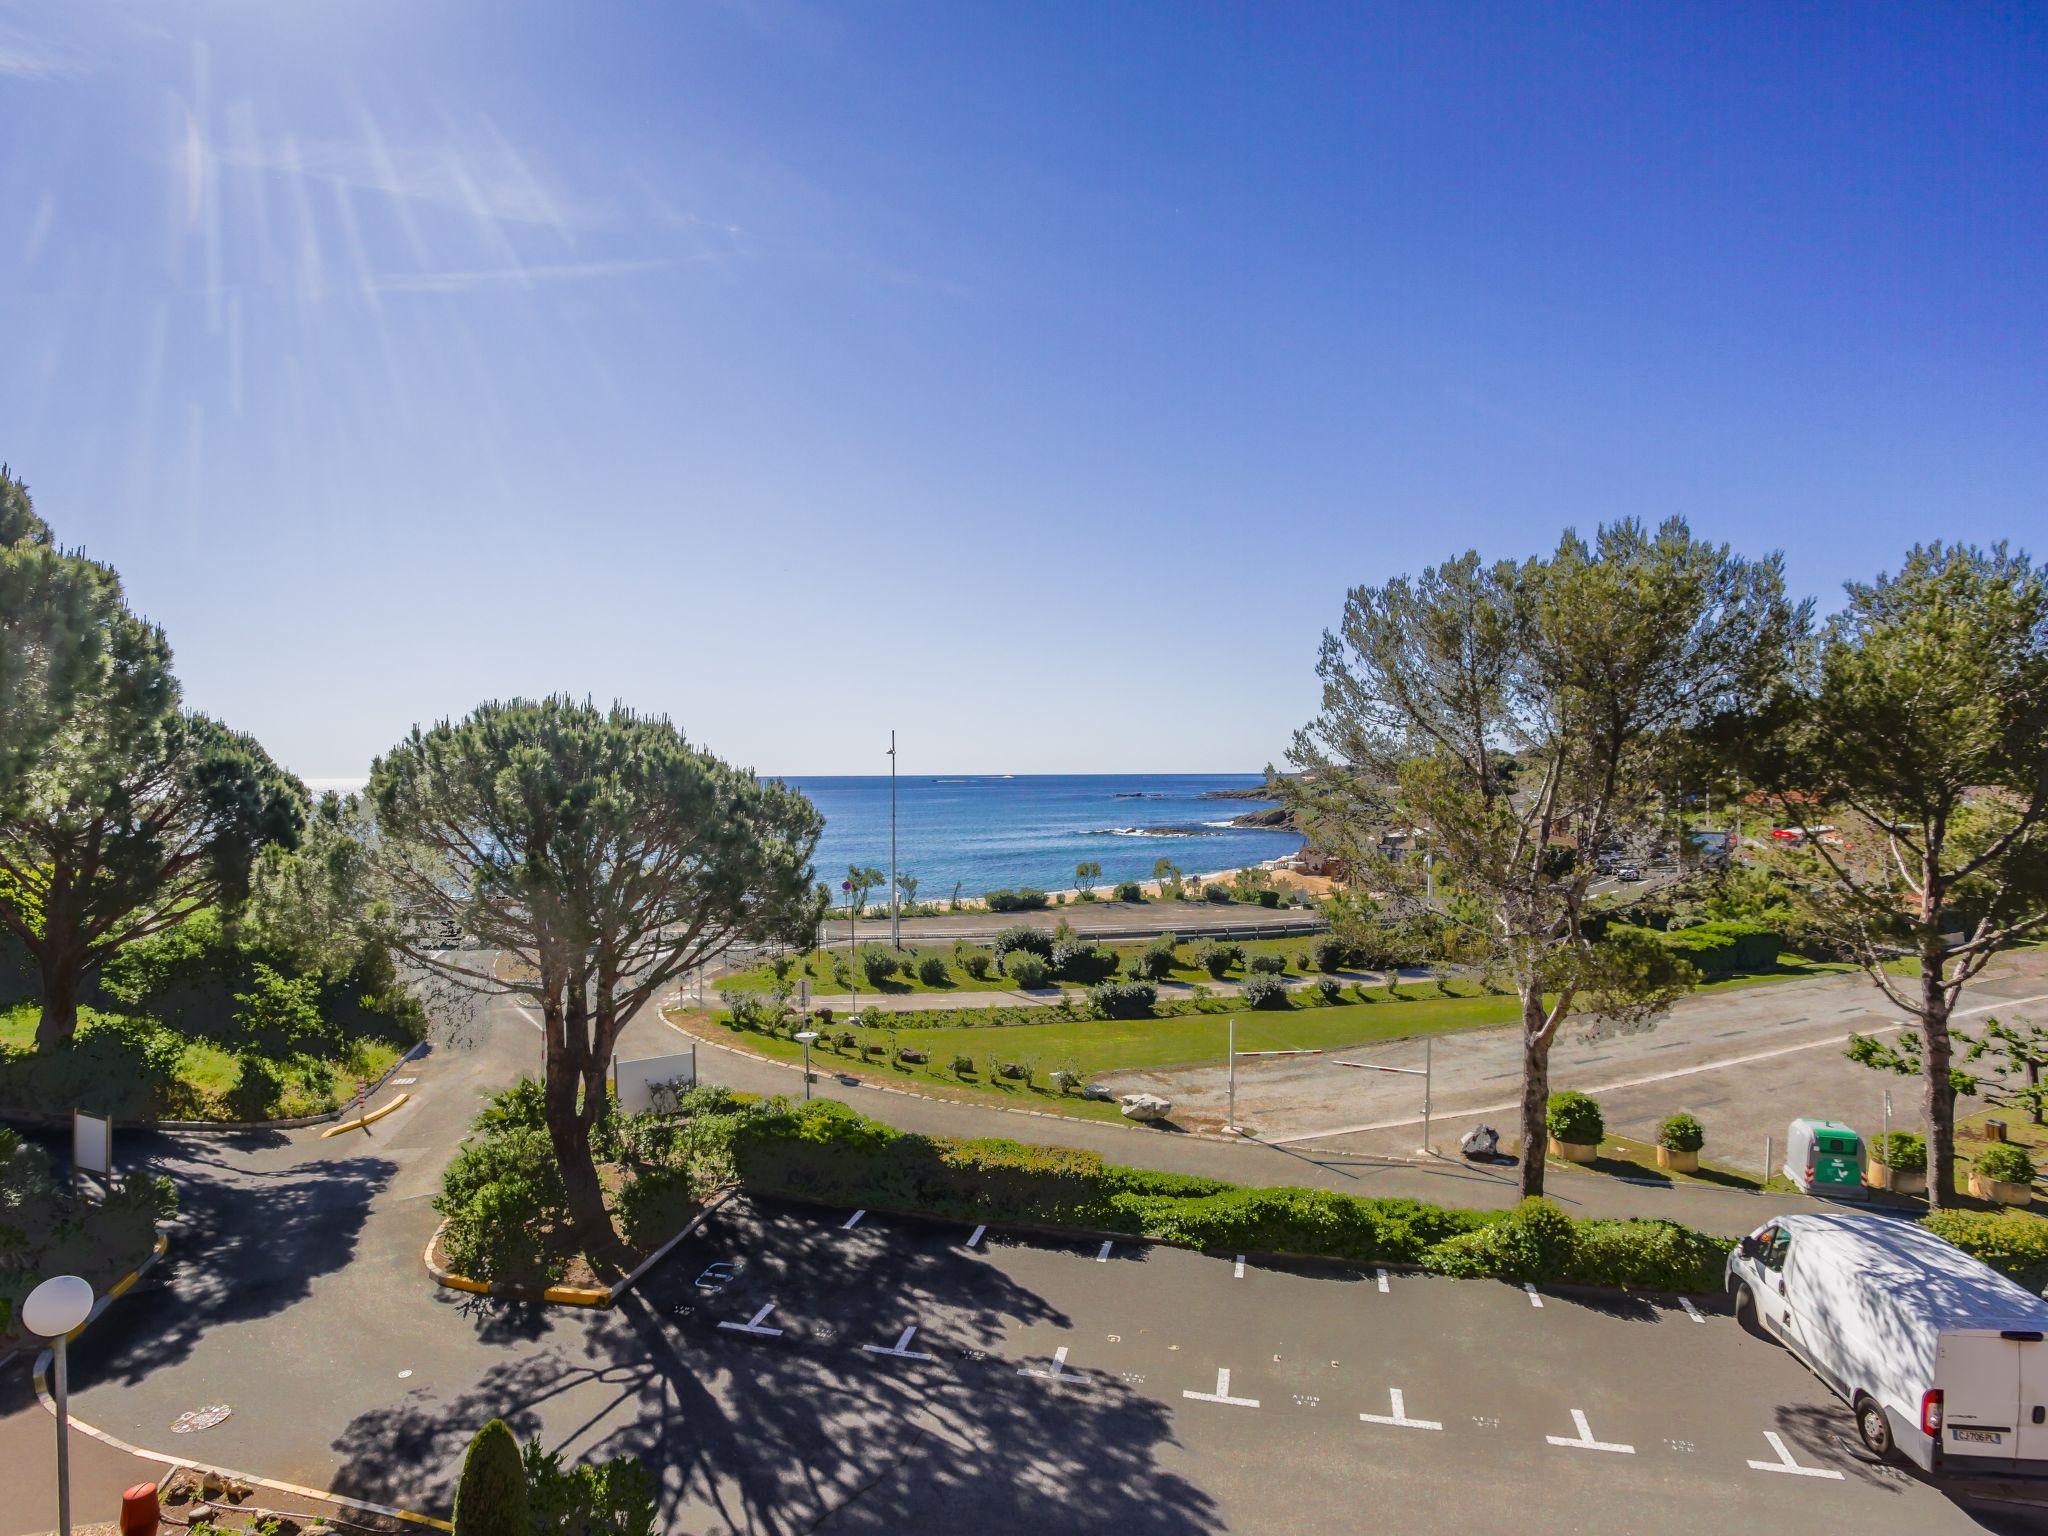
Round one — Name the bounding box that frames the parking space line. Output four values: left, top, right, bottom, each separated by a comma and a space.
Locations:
1360, 1388, 1441, 1431
1182, 1368, 1261, 1409
842, 1209, 866, 1231
1234, 1255, 1245, 1279
1746, 1431, 1844, 1479
718, 1303, 785, 1338
863, 1326, 935, 1362
1524, 1284, 1544, 1308
1096, 1240, 1113, 1262
966, 1225, 986, 1249
1020, 1345, 1073, 1380
1546, 1409, 1634, 1454
1679, 1297, 1705, 1323
1375, 1268, 1390, 1294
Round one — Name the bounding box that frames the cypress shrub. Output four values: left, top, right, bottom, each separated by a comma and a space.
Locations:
453, 1419, 529, 1536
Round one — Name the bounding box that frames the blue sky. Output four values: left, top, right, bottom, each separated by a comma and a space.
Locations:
4, 2, 2044, 782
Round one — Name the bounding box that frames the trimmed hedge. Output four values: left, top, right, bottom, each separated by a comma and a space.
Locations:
729, 1101, 1732, 1291
985, 889, 1051, 913
1546, 1090, 1604, 1145
1923, 1211, 2048, 1285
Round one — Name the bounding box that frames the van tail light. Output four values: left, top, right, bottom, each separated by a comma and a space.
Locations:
1922, 1390, 1944, 1437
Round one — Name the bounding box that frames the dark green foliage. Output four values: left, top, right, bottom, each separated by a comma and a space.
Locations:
523, 1438, 657, 1536
729, 1103, 1728, 1290
1111, 882, 1145, 902
1202, 885, 1234, 903
1195, 941, 1243, 979
1922, 1211, 2048, 1286
1052, 941, 1118, 983
1003, 952, 1053, 988
1545, 1090, 1604, 1144
1132, 935, 1179, 981
984, 889, 1051, 912
1311, 976, 1343, 1005
1247, 953, 1287, 975
226, 1056, 286, 1121
916, 954, 949, 986
1870, 1130, 1926, 1171
1657, 1113, 1704, 1153
453, 1420, 529, 1536
991, 926, 1054, 962
1240, 974, 1290, 1009
1313, 934, 1354, 973
1630, 919, 1780, 979
1977, 1143, 2035, 1183
859, 946, 899, 986
436, 1103, 573, 1282
1087, 980, 1157, 1019
959, 948, 995, 979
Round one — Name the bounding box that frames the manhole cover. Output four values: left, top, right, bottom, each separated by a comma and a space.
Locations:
171, 1404, 232, 1434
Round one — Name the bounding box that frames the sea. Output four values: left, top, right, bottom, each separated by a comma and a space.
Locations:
781, 773, 1302, 900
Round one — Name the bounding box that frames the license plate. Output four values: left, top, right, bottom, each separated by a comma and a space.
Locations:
1954, 1428, 2004, 1444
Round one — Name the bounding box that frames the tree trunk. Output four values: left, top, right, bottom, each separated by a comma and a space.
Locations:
542, 1024, 614, 1246
1517, 988, 1552, 1200
1922, 958, 1958, 1213
33, 941, 84, 1050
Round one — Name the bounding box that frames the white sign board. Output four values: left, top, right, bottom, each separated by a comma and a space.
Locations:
73, 1110, 112, 1177
613, 1049, 698, 1116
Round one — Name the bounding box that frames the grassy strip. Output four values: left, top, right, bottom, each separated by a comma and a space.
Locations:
729, 1098, 1734, 1293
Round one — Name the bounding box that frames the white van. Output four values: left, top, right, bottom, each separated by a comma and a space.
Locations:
1727, 1212, 2048, 1472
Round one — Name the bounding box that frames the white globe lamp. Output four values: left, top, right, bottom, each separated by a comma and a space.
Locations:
25, 1274, 94, 1536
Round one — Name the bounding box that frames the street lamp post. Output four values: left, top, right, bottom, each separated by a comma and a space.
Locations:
794, 1030, 821, 1101
24, 1274, 94, 1536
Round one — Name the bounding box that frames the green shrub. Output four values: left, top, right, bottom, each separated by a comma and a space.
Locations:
1195, 941, 1243, 979
1977, 1143, 2036, 1184
1870, 1131, 1926, 1171
1922, 1210, 2048, 1282
860, 947, 900, 986
453, 1420, 529, 1536
1247, 953, 1287, 975
1657, 1113, 1704, 1153
227, 1056, 287, 1121
1088, 980, 1157, 1019
992, 925, 1054, 962
614, 1162, 700, 1249
435, 1116, 571, 1283
1312, 934, 1353, 973
1423, 1198, 1580, 1282
984, 889, 1050, 912
1545, 1091, 1604, 1146
1202, 885, 1234, 904
1052, 941, 1119, 983
1112, 882, 1145, 902
959, 949, 995, 979
1311, 976, 1343, 1005
523, 1437, 658, 1536
1132, 936, 1179, 981
950, 1054, 976, 1077
1049, 1069, 1081, 1094
1628, 918, 1781, 980
1256, 889, 1281, 908
1241, 974, 1290, 1009
916, 954, 949, 986
1567, 1218, 1730, 1292
1004, 952, 1053, 988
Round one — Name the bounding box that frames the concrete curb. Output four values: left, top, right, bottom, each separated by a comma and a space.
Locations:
0, 1227, 169, 1367
0, 1040, 430, 1136
424, 1187, 737, 1309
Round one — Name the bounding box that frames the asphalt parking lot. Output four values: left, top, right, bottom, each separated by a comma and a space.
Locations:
79, 1194, 2016, 1533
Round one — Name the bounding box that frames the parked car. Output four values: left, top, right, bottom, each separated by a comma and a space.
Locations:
1727, 1212, 2048, 1471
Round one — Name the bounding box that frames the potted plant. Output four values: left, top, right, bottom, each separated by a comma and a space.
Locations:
1546, 1091, 1604, 1164
1656, 1113, 1705, 1174
1971, 1143, 2035, 1207
1865, 1131, 1927, 1196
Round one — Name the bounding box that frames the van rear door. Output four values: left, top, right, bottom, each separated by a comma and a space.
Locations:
2016, 1331, 2048, 1464
1937, 1331, 2022, 1463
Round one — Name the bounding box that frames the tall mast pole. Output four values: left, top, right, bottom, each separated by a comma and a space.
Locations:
889, 730, 900, 949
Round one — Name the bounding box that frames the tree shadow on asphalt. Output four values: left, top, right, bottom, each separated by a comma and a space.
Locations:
327, 1199, 1223, 1535
65, 1140, 397, 1387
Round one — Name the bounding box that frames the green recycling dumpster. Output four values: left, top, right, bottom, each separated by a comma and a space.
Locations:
1785, 1117, 1866, 1197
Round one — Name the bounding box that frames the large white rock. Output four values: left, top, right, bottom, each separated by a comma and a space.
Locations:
1119, 1092, 1173, 1122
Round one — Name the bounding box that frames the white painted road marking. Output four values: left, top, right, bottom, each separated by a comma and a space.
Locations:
1234, 1255, 1246, 1279
718, 1303, 785, 1338
1020, 1345, 1073, 1380
1679, 1297, 1705, 1323
966, 1225, 986, 1249
1096, 1240, 1113, 1262
1183, 1368, 1261, 1408
1747, 1431, 1844, 1479
863, 1326, 935, 1362
1375, 1268, 1390, 1294
1360, 1388, 1441, 1431
1525, 1285, 1544, 1308
1546, 1409, 1634, 1454
842, 1209, 866, 1231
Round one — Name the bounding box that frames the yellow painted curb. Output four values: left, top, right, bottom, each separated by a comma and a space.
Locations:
319, 1091, 411, 1138
541, 1283, 612, 1306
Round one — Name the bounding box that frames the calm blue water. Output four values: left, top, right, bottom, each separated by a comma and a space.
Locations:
778, 773, 1302, 901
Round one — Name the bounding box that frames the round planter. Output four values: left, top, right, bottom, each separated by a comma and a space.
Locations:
1970, 1172, 2033, 1207
1549, 1136, 1598, 1165
1865, 1160, 1927, 1197
1655, 1145, 1699, 1174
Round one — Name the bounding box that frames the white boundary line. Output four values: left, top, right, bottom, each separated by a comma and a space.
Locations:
1020, 1345, 1073, 1380
1747, 1430, 1843, 1478
1234, 1255, 1246, 1278
842, 1209, 866, 1231
1182, 1367, 1260, 1408
1524, 1284, 1544, 1308
1096, 1240, 1113, 1262
1546, 1408, 1634, 1454
1360, 1388, 1441, 1431
1679, 1297, 1705, 1323
718, 1302, 785, 1338
863, 1325, 935, 1361
966, 1224, 986, 1249
1375, 1268, 1390, 1294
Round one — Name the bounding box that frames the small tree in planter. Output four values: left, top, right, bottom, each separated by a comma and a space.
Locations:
1656, 1113, 1705, 1174
1545, 1091, 1604, 1163
1867, 1131, 1927, 1197
1973, 1143, 2036, 1207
